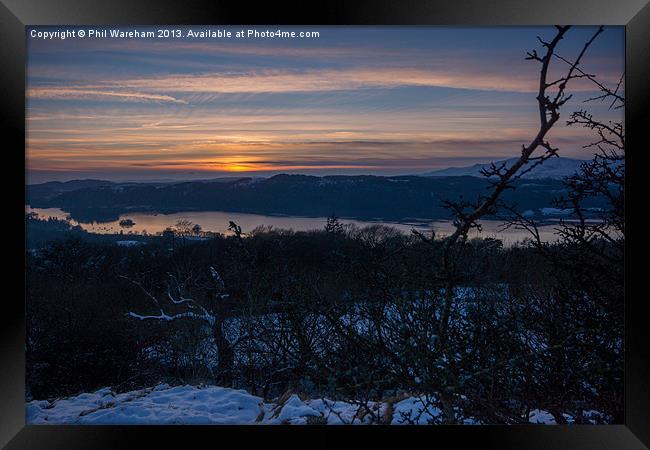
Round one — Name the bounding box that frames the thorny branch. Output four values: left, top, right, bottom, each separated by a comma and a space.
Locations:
443, 25, 604, 246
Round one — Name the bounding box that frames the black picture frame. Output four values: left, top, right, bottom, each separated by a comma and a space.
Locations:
2, 0, 648, 448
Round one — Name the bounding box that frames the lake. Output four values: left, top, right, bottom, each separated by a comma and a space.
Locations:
26, 205, 563, 245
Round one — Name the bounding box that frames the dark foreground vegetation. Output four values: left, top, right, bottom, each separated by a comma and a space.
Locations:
26, 219, 623, 424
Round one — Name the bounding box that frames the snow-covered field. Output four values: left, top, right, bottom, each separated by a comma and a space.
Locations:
26, 383, 571, 425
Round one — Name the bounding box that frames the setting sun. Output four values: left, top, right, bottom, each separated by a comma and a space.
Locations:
222, 163, 253, 172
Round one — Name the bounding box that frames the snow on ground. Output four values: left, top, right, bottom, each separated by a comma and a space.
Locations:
390, 397, 441, 424
528, 409, 557, 424
26, 383, 577, 425
527, 409, 611, 425
27, 385, 263, 425
27, 384, 419, 425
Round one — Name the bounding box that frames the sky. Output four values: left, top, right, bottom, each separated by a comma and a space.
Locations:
26, 26, 624, 183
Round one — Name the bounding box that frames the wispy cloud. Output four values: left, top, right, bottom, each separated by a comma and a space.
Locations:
26, 26, 624, 181
28, 87, 187, 104
32, 68, 540, 99
28, 63, 623, 109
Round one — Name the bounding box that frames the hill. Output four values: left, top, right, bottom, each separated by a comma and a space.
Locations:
26, 174, 606, 223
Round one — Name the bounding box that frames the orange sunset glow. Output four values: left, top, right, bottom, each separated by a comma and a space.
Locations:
26, 26, 624, 183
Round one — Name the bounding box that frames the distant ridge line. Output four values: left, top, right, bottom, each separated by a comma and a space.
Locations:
420, 157, 586, 180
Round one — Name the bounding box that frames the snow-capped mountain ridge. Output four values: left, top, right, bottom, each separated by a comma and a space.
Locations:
421, 157, 585, 180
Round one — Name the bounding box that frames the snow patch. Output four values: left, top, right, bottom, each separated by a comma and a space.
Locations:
26, 384, 605, 425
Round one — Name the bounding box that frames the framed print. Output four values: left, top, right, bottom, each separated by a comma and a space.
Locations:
2, 0, 648, 448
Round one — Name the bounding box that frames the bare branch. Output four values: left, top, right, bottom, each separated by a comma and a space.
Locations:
442, 26, 605, 246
